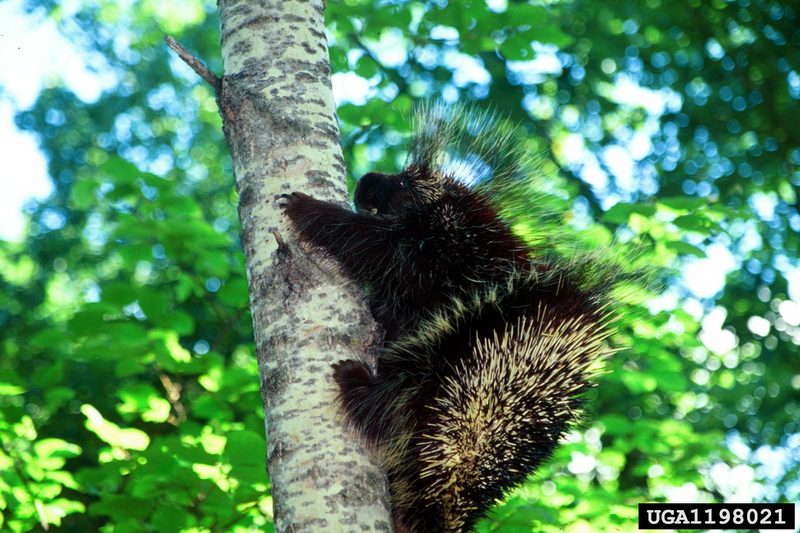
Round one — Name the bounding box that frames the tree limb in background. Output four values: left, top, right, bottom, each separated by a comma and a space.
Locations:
164, 36, 222, 94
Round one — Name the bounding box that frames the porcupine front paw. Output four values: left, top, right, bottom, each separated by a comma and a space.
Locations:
280, 191, 314, 226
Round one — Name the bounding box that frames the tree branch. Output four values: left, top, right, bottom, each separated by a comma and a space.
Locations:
158, 372, 188, 425
164, 35, 222, 94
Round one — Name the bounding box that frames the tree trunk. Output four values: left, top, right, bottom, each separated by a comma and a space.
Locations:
216, 1, 392, 530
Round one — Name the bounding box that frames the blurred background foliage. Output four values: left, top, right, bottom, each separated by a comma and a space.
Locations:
0, 0, 798, 531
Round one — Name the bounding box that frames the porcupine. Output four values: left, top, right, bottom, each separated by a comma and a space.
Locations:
284, 104, 623, 532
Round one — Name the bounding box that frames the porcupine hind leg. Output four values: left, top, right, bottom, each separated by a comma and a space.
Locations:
332, 360, 399, 446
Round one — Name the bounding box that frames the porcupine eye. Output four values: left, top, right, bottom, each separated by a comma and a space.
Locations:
388, 174, 420, 212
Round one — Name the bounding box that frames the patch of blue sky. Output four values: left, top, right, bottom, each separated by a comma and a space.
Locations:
0, 0, 116, 241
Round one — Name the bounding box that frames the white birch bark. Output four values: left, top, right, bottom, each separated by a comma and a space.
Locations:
216, 1, 392, 530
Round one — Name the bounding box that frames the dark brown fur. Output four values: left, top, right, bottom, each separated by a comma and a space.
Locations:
283, 105, 619, 532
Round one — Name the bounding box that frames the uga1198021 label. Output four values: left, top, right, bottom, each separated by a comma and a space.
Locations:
638, 503, 795, 529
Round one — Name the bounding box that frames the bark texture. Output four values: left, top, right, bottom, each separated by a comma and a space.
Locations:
217, 1, 392, 530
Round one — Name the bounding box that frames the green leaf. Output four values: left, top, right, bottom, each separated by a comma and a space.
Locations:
0, 382, 25, 395
506, 4, 547, 22
599, 415, 633, 436
192, 395, 221, 419
31, 359, 65, 387
598, 449, 626, 470
30, 328, 67, 348
138, 289, 170, 325
355, 55, 379, 78
117, 243, 154, 263
224, 430, 266, 467
33, 438, 82, 459
531, 25, 574, 47
41, 498, 86, 526
664, 241, 706, 258
101, 156, 141, 185
152, 505, 189, 533
602, 203, 656, 224
68, 307, 109, 336
500, 34, 533, 60
44, 387, 76, 411
218, 278, 249, 307
90, 494, 151, 520
117, 384, 172, 423
620, 372, 658, 394
672, 214, 718, 233
163, 194, 202, 218
659, 197, 706, 210
101, 282, 139, 306
175, 275, 200, 302
153, 332, 192, 363
81, 404, 150, 451
172, 311, 195, 335
69, 179, 99, 210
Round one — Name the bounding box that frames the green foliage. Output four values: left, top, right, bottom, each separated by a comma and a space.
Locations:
1, 0, 798, 531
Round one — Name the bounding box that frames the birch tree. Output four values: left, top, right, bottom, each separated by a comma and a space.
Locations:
168, 1, 392, 530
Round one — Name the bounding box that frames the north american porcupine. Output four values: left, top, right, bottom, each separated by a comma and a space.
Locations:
284, 104, 627, 532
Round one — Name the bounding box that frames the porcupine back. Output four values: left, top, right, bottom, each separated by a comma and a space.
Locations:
335, 254, 620, 532
347, 103, 562, 339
